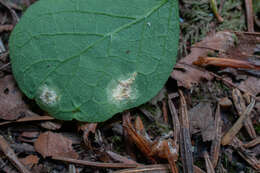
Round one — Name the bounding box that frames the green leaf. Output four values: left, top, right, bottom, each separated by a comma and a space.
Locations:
9, 0, 179, 122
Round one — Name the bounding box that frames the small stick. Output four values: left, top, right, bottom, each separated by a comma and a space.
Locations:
0, 113, 54, 126
221, 98, 255, 145
209, 0, 224, 23
52, 156, 138, 168
193, 56, 260, 70
0, 135, 31, 173
114, 164, 171, 173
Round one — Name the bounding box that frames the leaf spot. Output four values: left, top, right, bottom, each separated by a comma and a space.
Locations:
39, 85, 59, 105
109, 72, 138, 103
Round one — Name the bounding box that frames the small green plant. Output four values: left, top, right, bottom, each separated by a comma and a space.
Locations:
9, 0, 179, 122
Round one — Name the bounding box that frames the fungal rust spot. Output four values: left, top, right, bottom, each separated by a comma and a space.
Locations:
39, 85, 59, 105
110, 72, 138, 103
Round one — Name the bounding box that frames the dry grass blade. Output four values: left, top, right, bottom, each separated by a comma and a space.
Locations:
204, 151, 215, 173
0, 135, 31, 173
210, 104, 222, 168
232, 89, 256, 138
222, 97, 255, 146
179, 90, 193, 173
52, 156, 138, 168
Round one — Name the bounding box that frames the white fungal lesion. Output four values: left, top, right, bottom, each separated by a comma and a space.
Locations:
38, 85, 59, 105
108, 72, 138, 104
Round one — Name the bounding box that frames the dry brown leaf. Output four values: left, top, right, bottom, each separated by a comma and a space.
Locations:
34, 131, 78, 159
189, 102, 215, 141
0, 75, 28, 120
238, 76, 260, 96
19, 155, 39, 169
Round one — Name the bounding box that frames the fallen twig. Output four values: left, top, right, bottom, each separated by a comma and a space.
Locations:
193, 56, 260, 70
52, 156, 138, 168
114, 164, 206, 173
0, 112, 54, 126
114, 164, 170, 173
